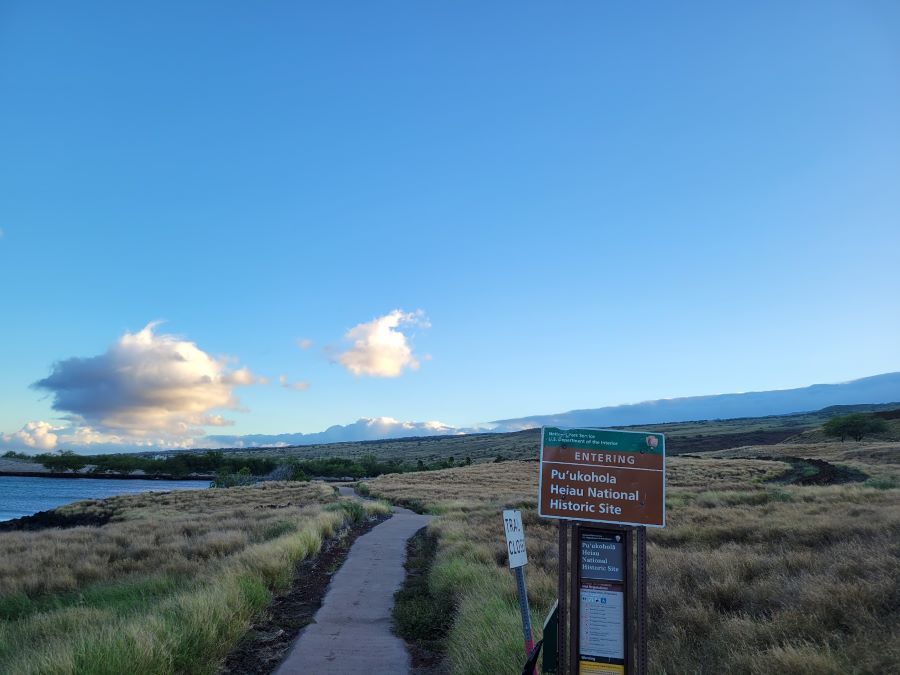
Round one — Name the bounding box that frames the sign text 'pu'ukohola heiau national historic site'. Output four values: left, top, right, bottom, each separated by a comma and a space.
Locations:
539, 427, 666, 528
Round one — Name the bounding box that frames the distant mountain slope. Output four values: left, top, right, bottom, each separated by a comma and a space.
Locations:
489, 372, 900, 432
206, 417, 457, 449
198, 372, 900, 449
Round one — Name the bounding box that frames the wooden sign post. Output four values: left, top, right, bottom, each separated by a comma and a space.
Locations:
538, 427, 665, 675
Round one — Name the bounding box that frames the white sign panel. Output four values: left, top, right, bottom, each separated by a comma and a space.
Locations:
502, 509, 528, 568
579, 584, 625, 661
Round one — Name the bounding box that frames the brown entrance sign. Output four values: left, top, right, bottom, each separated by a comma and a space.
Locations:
539, 427, 665, 528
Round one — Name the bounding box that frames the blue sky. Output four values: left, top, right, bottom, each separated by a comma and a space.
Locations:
1, 1, 898, 451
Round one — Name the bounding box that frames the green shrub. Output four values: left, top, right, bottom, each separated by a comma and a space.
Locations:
865, 476, 898, 490
823, 414, 888, 442
211, 467, 256, 488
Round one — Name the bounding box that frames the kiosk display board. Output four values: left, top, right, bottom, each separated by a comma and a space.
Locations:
578, 531, 626, 674
539, 427, 666, 528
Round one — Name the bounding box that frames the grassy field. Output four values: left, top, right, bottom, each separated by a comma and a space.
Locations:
365, 441, 900, 674
0, 482, 389, 674
697, 440, 900, 486
3, 413, 897, 674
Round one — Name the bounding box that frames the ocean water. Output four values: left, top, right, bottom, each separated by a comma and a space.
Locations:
0, 476, 210, 521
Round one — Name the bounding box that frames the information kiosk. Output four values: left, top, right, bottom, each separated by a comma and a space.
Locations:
538, 427, 665, 675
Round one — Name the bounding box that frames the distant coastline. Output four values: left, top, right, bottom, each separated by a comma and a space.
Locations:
0, 470, 213, 480
0, 458, 212, 481
0, 474, 212, 524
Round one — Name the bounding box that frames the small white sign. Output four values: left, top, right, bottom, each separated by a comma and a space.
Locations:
502, 509, 528, 568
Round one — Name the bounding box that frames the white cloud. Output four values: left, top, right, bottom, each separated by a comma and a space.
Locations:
297, 338, 313, 350
61, 425, 126, 447
0, 421, 62, 451
223, 367, 262, 386
206, 416, 458, 446
31, 322, 263, 446
337, 310, 429, 377
279, 374, 310, 391
329, 416, 453, 441
1, 413, 469, 453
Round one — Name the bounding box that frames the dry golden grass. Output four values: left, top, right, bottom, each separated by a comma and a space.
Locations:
367, 451, 900, 674
703, 440, 900, 483
0, 482, 389, 674
0, 481, 335, 598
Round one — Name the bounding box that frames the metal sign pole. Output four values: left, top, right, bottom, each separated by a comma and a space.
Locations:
515, 565, 536, 674
503, 509, 536, 674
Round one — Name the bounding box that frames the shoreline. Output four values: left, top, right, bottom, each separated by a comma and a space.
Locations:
0, 471, 214, 481
0, 504, 117, 531
0, 475, 212, 526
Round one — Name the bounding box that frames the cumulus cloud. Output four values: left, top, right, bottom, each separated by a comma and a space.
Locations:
337, 310, 429, 377
31, 322, 262, 445
223, 367, 262, 386
278, 374, 310, 391
297, 339, 313, 350
0, 421, 62, 451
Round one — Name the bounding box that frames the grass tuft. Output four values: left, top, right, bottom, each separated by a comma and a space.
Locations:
393, 529, 453, 655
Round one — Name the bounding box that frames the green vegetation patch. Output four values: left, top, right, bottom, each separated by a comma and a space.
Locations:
29, 449, 278, 478
865, 476, 899, 490
324, 498, 368, 524
393, 529, 453, 656
824, 413, 889, 442
0, 574, 185, 623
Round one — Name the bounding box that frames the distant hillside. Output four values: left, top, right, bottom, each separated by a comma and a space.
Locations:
489, 372, 900, 431
197, 401, 900, 464
199, 372, 900, 449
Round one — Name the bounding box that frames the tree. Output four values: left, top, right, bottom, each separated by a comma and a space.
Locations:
360, 453, 380, 477
823, 413, 888, 442
211, 466, 256, 488
286, 462, 309, 482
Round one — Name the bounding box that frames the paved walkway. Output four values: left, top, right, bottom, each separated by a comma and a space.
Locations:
276, 487, 431, 674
